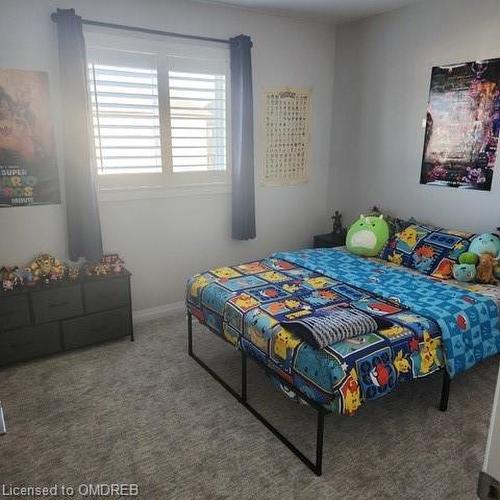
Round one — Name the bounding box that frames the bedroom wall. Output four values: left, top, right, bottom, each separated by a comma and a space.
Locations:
329, 0, 500, 233
0, 0, 336, 313
484, 364, 500, 484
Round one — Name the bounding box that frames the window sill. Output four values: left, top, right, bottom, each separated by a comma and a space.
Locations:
97, 182, 231, 203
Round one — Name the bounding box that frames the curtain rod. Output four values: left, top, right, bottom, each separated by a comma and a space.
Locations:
50, 13, 231, 45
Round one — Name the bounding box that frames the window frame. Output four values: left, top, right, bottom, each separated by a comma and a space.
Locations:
84, 28, 231, 192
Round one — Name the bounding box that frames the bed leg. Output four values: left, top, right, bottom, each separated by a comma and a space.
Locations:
241, 351, 247, 404
187, 324, 326, 476
315, 410, 325, 476
187, 310, 193, 356
439, 370, 451, 412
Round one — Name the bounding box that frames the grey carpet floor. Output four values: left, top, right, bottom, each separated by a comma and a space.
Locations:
0, 312, 498, 500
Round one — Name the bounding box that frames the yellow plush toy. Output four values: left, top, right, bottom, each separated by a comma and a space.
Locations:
28, 254, 66, 282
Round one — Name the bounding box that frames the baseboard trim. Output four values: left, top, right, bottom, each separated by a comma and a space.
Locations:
133, 301, 185, 324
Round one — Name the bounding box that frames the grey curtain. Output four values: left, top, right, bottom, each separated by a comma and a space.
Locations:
54, 8, 103, 261
230, 35, 256, 240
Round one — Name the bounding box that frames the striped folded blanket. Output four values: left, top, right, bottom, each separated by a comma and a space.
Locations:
281, 306, 378, 349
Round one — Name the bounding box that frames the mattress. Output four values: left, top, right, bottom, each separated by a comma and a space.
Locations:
448, 281, 500, 309
186, 249, 499, 415
366, 252, 500, 310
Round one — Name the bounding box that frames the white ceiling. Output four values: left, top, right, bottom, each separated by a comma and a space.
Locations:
200, 0, 425, 23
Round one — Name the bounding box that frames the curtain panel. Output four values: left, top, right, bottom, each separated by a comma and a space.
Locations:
54, 8, 103, 261
230, 35, 256, 240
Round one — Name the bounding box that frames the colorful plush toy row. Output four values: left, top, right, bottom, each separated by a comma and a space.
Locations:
345, 214, 499, 286
452, 233, 500, 284
1, 253, 126, 292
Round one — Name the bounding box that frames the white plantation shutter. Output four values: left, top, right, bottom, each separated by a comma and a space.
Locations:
85, 31, 229, 183
169, 71, 226, 172
89, 64, 161, 174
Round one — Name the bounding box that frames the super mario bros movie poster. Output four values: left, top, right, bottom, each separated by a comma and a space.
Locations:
0, 69, 60, 207
420, 58, 500, 191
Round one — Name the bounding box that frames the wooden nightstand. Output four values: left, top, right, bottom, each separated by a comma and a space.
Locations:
313, 231, 346, 248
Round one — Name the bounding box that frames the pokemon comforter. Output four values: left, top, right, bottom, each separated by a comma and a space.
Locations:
186, 248, 500, 416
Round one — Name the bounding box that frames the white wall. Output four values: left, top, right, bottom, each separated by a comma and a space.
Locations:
484, 364, 500, 483
329, 0, 500, 232
0, 0, 336, 311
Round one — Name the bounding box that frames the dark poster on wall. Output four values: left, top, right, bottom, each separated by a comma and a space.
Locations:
0, 69, 60, 207
420, 58, 500, 191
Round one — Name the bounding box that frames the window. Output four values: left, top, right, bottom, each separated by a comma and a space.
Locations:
89, 63, 162, 175
85, 30, 229, 189
169, 71, 226, 173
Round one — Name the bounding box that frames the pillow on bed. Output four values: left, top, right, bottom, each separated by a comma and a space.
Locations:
346, 214, 390, 256
379, 223, 476, 279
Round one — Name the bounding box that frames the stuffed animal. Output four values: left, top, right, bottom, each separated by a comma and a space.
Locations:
67, 265, 80, 280
2, 278, 14, 292
469, 233, 500, 258
0, 266, 23, 291
476, 253, 497, 285
346, 214, 389, 257
93, 263, 110, 276
461, 233, 500, 285
21, 268, 35, 287
101, 254, 126, 274
452, 263, 476, 282
28, 254, 66, 283
458, 251, 479, 266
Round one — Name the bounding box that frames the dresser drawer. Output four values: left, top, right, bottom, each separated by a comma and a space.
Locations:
0, 294, 31, 330
83, 276, 129, 313
32, 286, 83, 323
0, 323, 61, 365
62, 308, 130, 349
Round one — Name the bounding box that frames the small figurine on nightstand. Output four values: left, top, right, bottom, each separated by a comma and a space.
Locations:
314, 210, 347, 249
331, 210, 343, 235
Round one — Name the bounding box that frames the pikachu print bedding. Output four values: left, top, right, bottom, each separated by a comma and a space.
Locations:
186, 249, 499, 415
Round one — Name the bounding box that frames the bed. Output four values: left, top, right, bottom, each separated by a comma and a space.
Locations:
186, 247, 500, 475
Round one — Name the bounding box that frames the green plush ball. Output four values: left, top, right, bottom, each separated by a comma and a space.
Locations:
458, 251, 479, 265
346, 214, 389, 257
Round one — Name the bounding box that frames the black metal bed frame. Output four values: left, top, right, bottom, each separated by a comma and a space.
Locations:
187, 310, 451, 476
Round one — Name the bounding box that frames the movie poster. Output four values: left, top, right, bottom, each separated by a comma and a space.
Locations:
420, 58, 500, 191
0, 69, 60, 207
